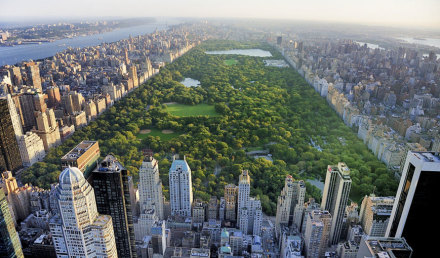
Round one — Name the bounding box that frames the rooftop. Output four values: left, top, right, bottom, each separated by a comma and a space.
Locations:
365, 237, 413, 256
413, 151, 440, 163
61, 140, 98, 161
93, 154, 125, 173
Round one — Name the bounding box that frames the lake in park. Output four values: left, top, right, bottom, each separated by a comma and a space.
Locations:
181, 78, 200, 87
205, 49, 272, 57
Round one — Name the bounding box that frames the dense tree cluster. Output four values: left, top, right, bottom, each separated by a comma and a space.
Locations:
21, 40, 398, 215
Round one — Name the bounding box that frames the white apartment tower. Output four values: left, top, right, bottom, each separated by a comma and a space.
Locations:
237, 170, 251, 232
275, 175, 294, 234
237, 170, 262, 236
321, 162, 352, 245
169, 155, 193, 217
138, 153, 164, 220
49, 167, 117, 258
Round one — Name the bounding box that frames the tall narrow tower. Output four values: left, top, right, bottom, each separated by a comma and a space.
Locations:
91, 154, 137, 258
0, 97, 22, 172
169, 155, 193, 217
237, 170, 251, 234
138, 152, 164, 220
49, 167, 117, 257
0, 188, 24, 258
321, 162, 352, 245
224, 184, 238, 222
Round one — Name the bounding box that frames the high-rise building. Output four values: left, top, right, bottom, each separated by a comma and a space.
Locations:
1, 95, 22, 139
17, 131, 45, 167
276, 175, 307, 235
169, 155, 193, 217
138, 152, 164, 220
356, 236, 412, 258
46, 86, 61, 108
275, 175, 294, 235
224, 184, 237, 222
386, 151, 440, 257
9, 67, 22, 86
33, 93, 47, 113
236, 170, 262, 236
49, 167, 117, 257
25, 63, 42, 93
17, 92, 37, 132
208, 196, 218, 220
33, 108, 61, 151
291, 180, 306, 229
61, 140, 100, 178
321, 162, 352, 245
129, 65, 139, 87
359, 195, 394, 237
0, 98, 22, 172
237, 170, 250, 231
91, 154, 137, 258
0, 188, 24, 258
304, 210, 332, 258
192, 199, 205, 226
1, 171, 32, 222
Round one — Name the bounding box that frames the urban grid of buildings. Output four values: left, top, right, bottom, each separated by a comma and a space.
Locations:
0, 22, 438, 258
272, 35, 440, 177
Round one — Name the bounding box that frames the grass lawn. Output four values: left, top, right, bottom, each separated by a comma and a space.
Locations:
224, 59, 238, 65
137, 128, 180, 141
166, 103, 220, 117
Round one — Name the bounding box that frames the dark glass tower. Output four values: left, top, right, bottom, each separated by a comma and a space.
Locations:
0, 98, 22, 172
91, 154, 136, 258
0, 188, 24, 258
387, 151, 440, 257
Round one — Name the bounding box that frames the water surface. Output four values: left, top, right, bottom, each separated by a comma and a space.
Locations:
205, 49, 272, 57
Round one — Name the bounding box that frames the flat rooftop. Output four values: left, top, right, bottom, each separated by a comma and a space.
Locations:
413, 151, 440, 163
93, 154, 125, 173
366, 237, 412, 255
61, 140, 98, 161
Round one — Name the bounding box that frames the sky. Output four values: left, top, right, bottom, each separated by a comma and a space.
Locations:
1, 0, 439, 29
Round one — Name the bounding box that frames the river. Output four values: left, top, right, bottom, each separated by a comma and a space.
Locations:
0, 18, 181, 66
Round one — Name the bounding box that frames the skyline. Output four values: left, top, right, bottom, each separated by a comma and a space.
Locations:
1, 0, 440, 30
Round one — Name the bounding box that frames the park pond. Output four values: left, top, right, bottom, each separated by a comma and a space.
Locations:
205, 49, 272, 57
181, 78, 201, 87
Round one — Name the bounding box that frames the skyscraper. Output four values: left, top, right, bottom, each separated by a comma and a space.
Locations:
49, 167, 117, 257
321, 162, 352, 245
0, 188, 24, 258
275, 175, 294, 234
237, 170, 250, 232
386, 151, 440, 257
91, 154, 137, 258
275, 175, 307, 236
0, 97, 22, 172
25, 62, 42, 93
138, 152, 164, 220
169, 155, 193, 217
224, 184, 238, 222
236, 170, 262, 236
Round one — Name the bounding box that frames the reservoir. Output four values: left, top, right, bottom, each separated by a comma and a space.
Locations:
205, 49, 272, 57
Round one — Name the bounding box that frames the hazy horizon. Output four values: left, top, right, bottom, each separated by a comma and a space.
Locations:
1, 0, 439, 30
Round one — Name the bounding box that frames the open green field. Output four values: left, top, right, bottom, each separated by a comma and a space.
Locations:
137, 128, 180, 141
224, 58, 238, 66
166, 103, 219, 117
